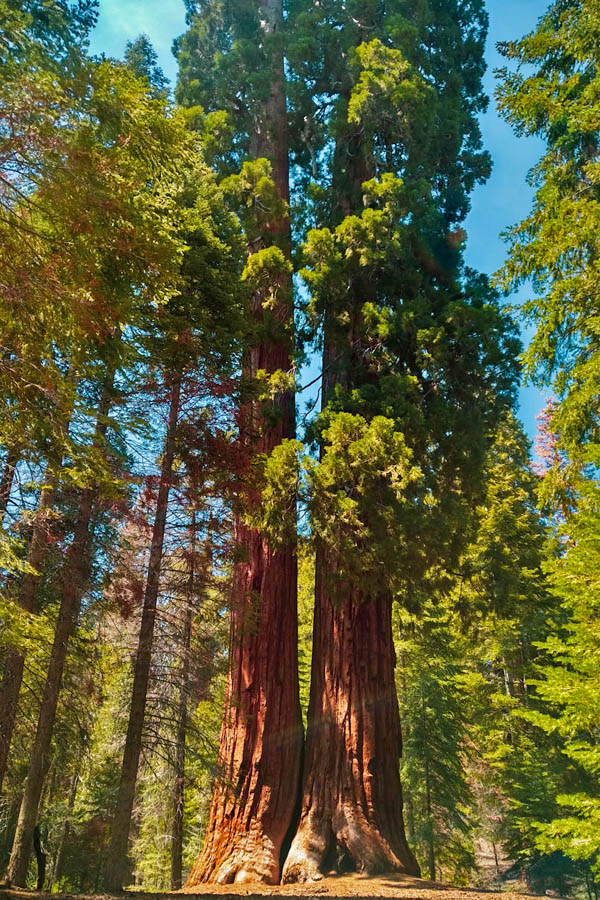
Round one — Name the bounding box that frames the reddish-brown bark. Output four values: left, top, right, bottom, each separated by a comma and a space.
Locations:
185, 0, 302, 884
187, 273, 301, 884
186, 524, 301, 885
283, 561, 419, 882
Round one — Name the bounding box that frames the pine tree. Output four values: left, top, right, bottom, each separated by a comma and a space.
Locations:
496, 0, 600, 471
1, 20, 242, 884
397, 603, 475, 884
496, 0, 600, 884
522, 491, 600, 882
123, 34, 169, 96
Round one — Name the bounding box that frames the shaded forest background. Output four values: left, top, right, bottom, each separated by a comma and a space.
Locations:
1, 0, 599, 895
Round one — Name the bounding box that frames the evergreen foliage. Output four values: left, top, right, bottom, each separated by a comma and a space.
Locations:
0, 0, 599, 892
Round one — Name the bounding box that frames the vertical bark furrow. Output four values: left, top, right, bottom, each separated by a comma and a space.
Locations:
185, 0, 301, 884
282, 566, 418, 883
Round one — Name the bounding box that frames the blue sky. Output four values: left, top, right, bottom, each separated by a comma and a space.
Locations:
89, 0, 548, 442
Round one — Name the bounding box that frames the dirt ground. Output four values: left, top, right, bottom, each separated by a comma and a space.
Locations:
0, 872, 547, 900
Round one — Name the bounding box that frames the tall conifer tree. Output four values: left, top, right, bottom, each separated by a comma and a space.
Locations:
177, 0, 302, 884
282, 0, 519, 880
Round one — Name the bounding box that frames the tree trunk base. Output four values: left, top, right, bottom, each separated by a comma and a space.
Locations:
283, 805, 418, 883
186, 824, 280, 885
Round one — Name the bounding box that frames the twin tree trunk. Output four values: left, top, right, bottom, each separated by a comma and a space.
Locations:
187, 2, 416, 887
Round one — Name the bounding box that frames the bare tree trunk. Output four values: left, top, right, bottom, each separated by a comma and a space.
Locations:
104, 374, 181, 891
0, 472, 58, 793
5, 380, 112, 886
185, 0, 301, 885
186, 526, 301, 885
283, 571, 419, 882
170, 513, 195, 890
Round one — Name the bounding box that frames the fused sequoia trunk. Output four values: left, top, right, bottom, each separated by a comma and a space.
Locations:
283, 568, 419, 881
104, 373, 181, 891
185, 0, 302, 885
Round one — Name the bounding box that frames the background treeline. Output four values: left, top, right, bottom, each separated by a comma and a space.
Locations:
0, 0, 599, 895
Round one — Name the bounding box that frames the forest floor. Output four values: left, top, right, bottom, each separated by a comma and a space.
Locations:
0, 872, 548, 900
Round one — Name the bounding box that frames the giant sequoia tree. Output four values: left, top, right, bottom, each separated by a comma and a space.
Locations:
281, 0, 518, 881
177, 0, 519, 884
8, 0, 597, 893
177, 0, 303, 885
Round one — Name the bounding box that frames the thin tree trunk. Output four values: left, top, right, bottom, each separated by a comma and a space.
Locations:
6, 483, 97, 885
5, 380, 112, 886
0, 447, 17, 524
424, 752, 435, 881
397, 659, 414, 845
186, 0, 301, 885
283, 573, 419, 881
0, 472, 58, 793
33, 825, 47, 890
170, 513, 195, 890
104, 373, 181, 891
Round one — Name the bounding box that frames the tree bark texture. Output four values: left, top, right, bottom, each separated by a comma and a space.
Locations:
186, 525, 301, 885
282, 566, 419, 882
5, 379, 112, 885
0, 474, 58, 793
104, 374, 181, 891
186, 0, 301, 885
424, 747, 435, 881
